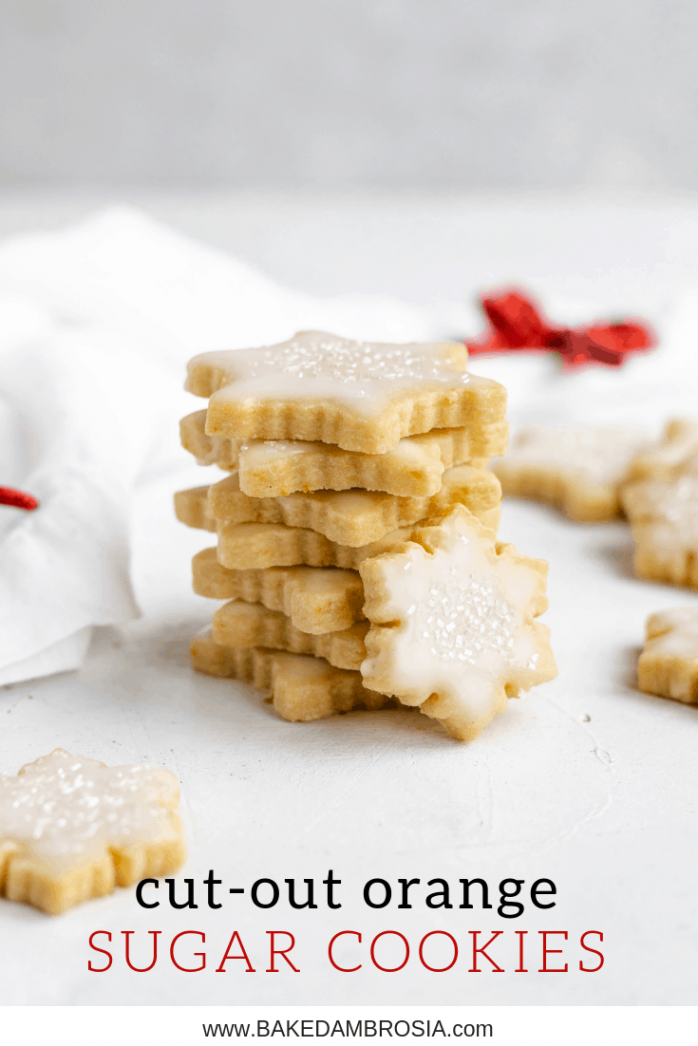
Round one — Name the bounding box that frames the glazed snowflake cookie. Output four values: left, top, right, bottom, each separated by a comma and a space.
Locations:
622, 419, 698, 589
0, 750, 185, 914
186, 330, 506, 455
359, 504, 556, 740
180, 408, 507, 498
638, 608, 698, 705
494, 424, 653, 522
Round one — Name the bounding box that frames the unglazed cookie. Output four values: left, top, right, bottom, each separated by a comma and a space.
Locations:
622, 419, 698, 589
191, 631, 396, 723
359, 505, 556, 741
0, 750, 185, 915
215, 521, 417, 571
177, 465, 501, 548
638, 608, 698, 704
212, 600, 368, 671
180, 408, 506, 497
186, 331, 506, 455
494, 424, 652, 522
180, 410, 242, 470
191, 549, 365, 634
174, 486, 217, 533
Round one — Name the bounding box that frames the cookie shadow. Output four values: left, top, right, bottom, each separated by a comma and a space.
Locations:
616, 643, 643, 691
594, 537, 636, 581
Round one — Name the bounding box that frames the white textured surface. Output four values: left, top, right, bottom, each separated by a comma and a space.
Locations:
1, 196, 698, 1006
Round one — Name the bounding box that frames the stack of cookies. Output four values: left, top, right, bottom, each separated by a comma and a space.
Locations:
176, 331, 556, 740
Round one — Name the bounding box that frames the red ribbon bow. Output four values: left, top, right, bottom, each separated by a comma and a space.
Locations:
465, 289, 656, 371
0, 487, 39, 510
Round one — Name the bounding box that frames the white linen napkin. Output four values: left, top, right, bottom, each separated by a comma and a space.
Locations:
0, 207, 446, 685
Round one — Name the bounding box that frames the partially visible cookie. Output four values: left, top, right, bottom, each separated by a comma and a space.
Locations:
212, 600, 368, 670
191, 631, 396, 722
186, 330, 506, 454
180, 410, 240, 470
494, 424, 652, 522
174, 486, 216, 532
638, 608, 698, 704
359, 504, 556, 741
192, 548, 365, 634
622, 419, 698, 589
179, 488, 499, 568
627, 418, 698, 482
180, 408, 506, 497
0, 750, 185, 915
215, 520, 415, 570
180, 465, 501, 547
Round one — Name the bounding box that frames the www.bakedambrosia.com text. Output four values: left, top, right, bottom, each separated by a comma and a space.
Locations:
202, 1020, 494, 1038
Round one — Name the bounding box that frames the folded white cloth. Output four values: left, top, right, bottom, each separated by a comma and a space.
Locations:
0, 207, 447, 685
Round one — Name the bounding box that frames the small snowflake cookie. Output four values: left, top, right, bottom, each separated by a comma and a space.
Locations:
622, 418, 698, 589
359, 504, 556, 740
494, 424, 653, 522
638, 608, 698, 705
186, 330, 506, 455
0, 750, 185, 914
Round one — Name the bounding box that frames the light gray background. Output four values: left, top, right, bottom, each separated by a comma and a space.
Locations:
1, 0, 697, 191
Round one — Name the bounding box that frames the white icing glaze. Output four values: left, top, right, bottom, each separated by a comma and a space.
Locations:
194, 331, 470, 413
240, 434, 432, 468
0, 750, 178, 869
654, 477, 698, 533
241, 440, 322, 462
196, 435, 242, 468
365, 512, 539, 717
646, 609, 698, 659
630, 477, 698, 541
505, 425, 651, 486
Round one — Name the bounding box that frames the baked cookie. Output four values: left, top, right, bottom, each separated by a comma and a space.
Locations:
186, 330, 507, 455
212, 600, 368, 671
192, 549, 365, 634
191, 631, 396, 723
359, 504, 556, 741
622, 482, 698, 588
626, 418, 698, 482
215, 520, 416, 571
174, 486, 216, 532
177, 465, 501, 547
180, 408, 506, 497
494, 424, 652, 522
0, 749, 185, 915
638, 608, 698, 704
622, 420, 698, 589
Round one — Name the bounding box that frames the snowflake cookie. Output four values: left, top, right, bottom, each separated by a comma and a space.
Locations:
186, 330, 506, 455
191, 631, 396, 723
622, 419, 698, 589
176, 464, 501, 548
0, 750, 185, 914
180, 408, 507, 498
494, 424, 652, 522
359, 504, 556, 740
638, 608, 698, 705
191, 548, 366, 634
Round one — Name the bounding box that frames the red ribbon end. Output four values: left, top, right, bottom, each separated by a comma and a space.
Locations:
0, 487, 39, 511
